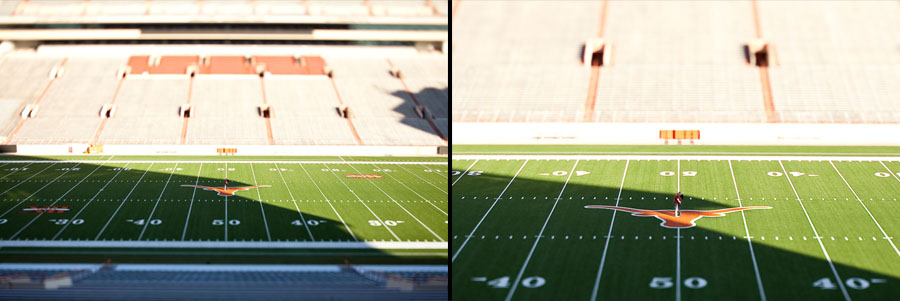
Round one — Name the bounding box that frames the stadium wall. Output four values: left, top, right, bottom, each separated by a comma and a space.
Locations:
6, 144, 442, 156
452, 122, 900, 146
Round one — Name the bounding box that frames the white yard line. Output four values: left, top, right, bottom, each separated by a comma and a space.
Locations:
880, 161, 900, 184
0, 160, 447, 165
52, 163, 131, 240
345, 163, 444, 242
373, 163, 447, 216
506, 160, 579, 301
10, 162, 101, 239
590, 159, 630, 301
676, 160, 681, 301
452, 159, 478, 186
455, 151, 900, 156
137, 163, 180, 240
0, 240, 447, 249
830, 161, 900, 261
0, 163, 60, 218
290, 163, 326, 241
778, 160, 850, 301
397, 163, 447, 194
454, 154, 900, 162
0, 162, 24, 180
94, 163, 154, 240
728, 160, 767, 301
323, 163, 401, 241
452, 160, 528, 263
248, 163, 272, 241
181, 163, 203, 241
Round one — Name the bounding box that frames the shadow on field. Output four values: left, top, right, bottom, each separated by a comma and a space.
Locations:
0, 155, 444, 265
451, 167, 900, 300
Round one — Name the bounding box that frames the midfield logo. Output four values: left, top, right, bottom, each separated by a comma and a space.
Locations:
181, 185, 271, 196
584, 205, 772, 228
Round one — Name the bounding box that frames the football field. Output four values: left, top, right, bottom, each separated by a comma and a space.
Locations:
0, 155, 448, 263
452, 148, 900, 300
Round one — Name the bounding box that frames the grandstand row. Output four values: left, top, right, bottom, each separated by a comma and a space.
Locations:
452, 1, 900, 124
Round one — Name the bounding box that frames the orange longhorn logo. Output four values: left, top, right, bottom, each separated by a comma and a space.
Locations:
181, 185, 271, 196
585, 205, 772, 228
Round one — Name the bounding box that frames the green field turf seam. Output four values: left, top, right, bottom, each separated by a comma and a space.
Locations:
452, 159, 479, 186
10, 162, 100, 240
322, 162, 400, 241
181, 163, 203, 241
52, 163, 132, 240
590, 159, 629, 301
507, 160, 579, 301
374, 163, 447, 216
287, 163, 324, 241
345, 163, 444, 242
778, 160, 851, 301
95, 163, 155, 240
249, 163, 273, 242
137, 163, 180, 240
452, 160, 528, 263
728, 160, 767, 301
830, 161, 900, 260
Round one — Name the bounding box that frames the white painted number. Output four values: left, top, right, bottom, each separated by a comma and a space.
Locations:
269, 168, 288, 171
521, 276, 546, 288
112, 168, 131, 171
294, 220, 322, 226
846, 278, 870, 290
790, 172, 805, 177
487, 276, 510, 288
468, 171, 483, 176
373, 169, 392, 172
875, 172, 890, 177
216, 168, 235, 171
552, 171, 568, 176
321, 168, 340, 172
7, 167, 27, 171
660, 171, 675, 176
52, 219, 83, 225
165, 168, 184, 171
813, 277, 836, 290
130, 219, 161, 226
0, 219, 6, 224
213, 219, 240, 226
59, 168, 80, 171
682, 171, 697, 176
451, 171, 461, 176
368, 220, 403, 227
684, 277, 707, 289
768, 172, 783, 177
575, 171, 590, 176
650, 277, 673, 289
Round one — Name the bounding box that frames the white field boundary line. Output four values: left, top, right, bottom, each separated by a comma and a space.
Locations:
181, 163, 203, 241
455, 151, 900, 156
452, 160, 528, 263
590, 159, 629, 301
0, 240, 447, 249
323, 162, 401, 241
454, 155, 900, 162
778, 160, 850, 301
452, 159, 478, 186
0, 160, 447, 165
345, 163, 444, 242
830, 161, 900, 261
52, 163, 131, 240
137, 163, 180, 240
248, 163, 272, 242
728, 160, 767, 301
373, 163, 447, 216
506, 160, 579, 301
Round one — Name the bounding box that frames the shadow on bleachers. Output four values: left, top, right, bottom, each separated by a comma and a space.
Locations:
390, 87, 448, 142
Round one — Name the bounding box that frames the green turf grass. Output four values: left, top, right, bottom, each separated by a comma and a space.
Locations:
452, 156, 900, 300
0, 156, 447, 264
453, 145, 900, 156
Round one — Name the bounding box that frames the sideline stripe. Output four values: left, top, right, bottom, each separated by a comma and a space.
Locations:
778, 160, 850, 301
590, 159, 629, 301
729, 160, 767, 301
830, 161, 900, 261
506, 160, 579, 301
452, 160, 528, 262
